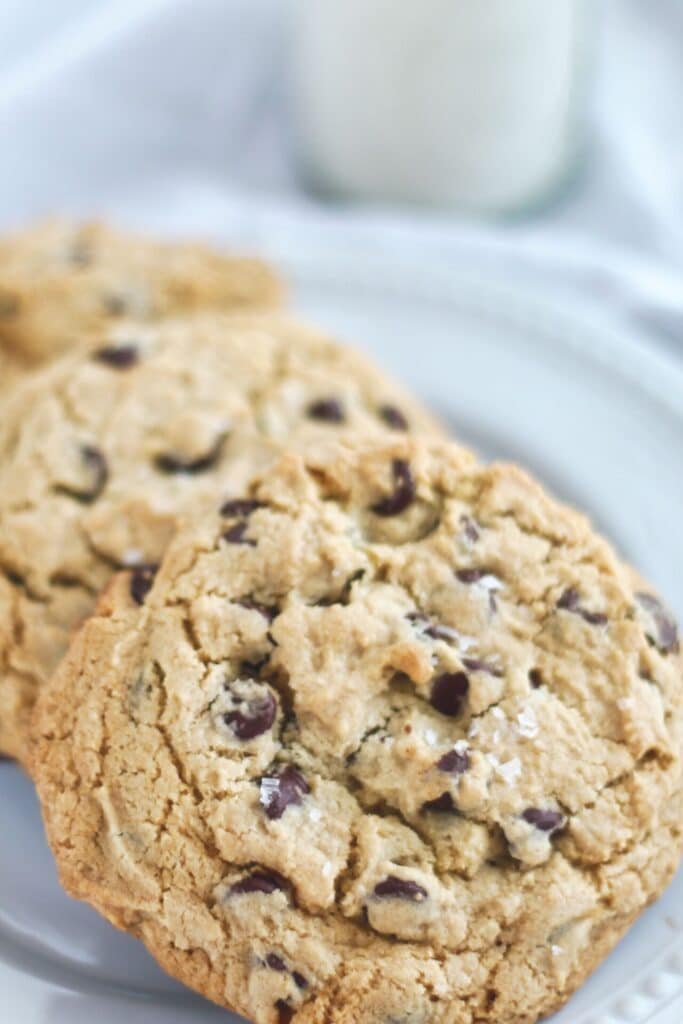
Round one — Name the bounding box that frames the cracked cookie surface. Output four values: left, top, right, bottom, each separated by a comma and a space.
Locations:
0, 219, 282, 373
0, 315, 444, 760
31, 439, 683, 1024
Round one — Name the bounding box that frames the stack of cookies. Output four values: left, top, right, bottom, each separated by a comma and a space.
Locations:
1, 221, 681, 1024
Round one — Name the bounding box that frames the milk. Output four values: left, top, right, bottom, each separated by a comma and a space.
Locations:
291, 0, 591, 213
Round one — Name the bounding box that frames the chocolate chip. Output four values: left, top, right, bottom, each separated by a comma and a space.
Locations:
220, 498, 264, 518
426, 623, 459, 642
224, 692, 277, 741
557, 587, 580, 611
528, 668, 543, 688
230, 870, 286, 896
238, 598, 278, 621
636, 592, 679, 654
275, 1000, 294, 1024
266, 953, 287, 972
307, 398, 345, 423
223, 522, 257, 546
463, 657, 502, 677
103, 292, 128, 316
557, 588, 607, 626
429, 672, 469, 717
260, 765, 310, 820
522, 807, 564, 832
460, 515, 480, 543
371, 459, 415, 517
421, 792, 457, 814
241, 653, 271, 676
456, 568, 487, 584
378, 404, 409, 430
129, 564, 158, 605
581, 609, 608, 626
93, 344, 138, 369
437, 748, 470, 774
292, 972, 308, 990
406, 611, 460, 643
57, 445, 108, 503
373, 876, 428, 902
406, 611, 429, 626
154, 435, 226, 475
82, 445, 108, 499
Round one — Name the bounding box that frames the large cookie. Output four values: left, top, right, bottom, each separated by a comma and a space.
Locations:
31, 439, 683, 1024
0, 315, 444, 760
0, 219, 282, 371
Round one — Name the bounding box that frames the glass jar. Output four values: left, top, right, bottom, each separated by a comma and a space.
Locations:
290, 0, 592, 215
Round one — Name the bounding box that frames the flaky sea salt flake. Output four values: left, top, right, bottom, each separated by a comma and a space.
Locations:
516, 707, 539, 739
495, 757, 522, 785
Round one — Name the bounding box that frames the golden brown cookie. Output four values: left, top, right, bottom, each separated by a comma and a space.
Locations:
31, 439, 683, 1023
0, 313, 445, 762
0, 219, 282, 371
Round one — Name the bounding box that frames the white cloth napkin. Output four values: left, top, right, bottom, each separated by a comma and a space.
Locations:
0, 0, 680, 354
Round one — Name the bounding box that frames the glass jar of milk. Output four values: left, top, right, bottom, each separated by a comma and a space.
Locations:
290, 0, 592, 214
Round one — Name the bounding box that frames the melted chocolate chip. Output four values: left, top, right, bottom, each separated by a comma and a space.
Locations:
93, 344, 139, 369
275, 1000, 294, 1024
406, 611, 460, 643
307, 398, 345, 423
224, 692, 277, 741
57, 445, 108, 503
426, 623, 458, 642
260, 765, 310, 820
378, 404, 409, 430
463, 657, 502, 677
437, 748, 470, 774
456, 568, 487, 584
371, 459, 415, 517
129, 564, 158, 605
154, 435, 226, 475
522, 807, 564, 833
421, 792, 457, 814
230, 870, 286, 896
557, 588, 607, 626
430, 672, 469, 717
581, 609, 608, 626
223, 522, 256, 546
220, 498, 264, 518
636, 592, 679, 654
238, 598, 279, 621
460, 515, 480, 543
406, 611, 429, 627
103, 292, 128, 316
241, 653, 271, 676
528, 668, 543, 688
292, 972, 308, 990
373, 876, 428, 902
557, 587, 579, 611
266, 953, 287, 972
81, 446, 108, 499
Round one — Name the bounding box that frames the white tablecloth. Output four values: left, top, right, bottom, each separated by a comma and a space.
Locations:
0, 0, 680, 353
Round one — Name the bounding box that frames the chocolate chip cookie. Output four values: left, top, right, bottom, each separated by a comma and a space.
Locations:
31, 439, 683, 1024
0, 219, 282, 371
0, 314, 445, 761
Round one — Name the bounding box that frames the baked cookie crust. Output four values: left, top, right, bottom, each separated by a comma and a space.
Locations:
31, 439, 683, 1024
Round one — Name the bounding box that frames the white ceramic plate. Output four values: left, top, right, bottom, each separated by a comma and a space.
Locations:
3, 244, 683, 1024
